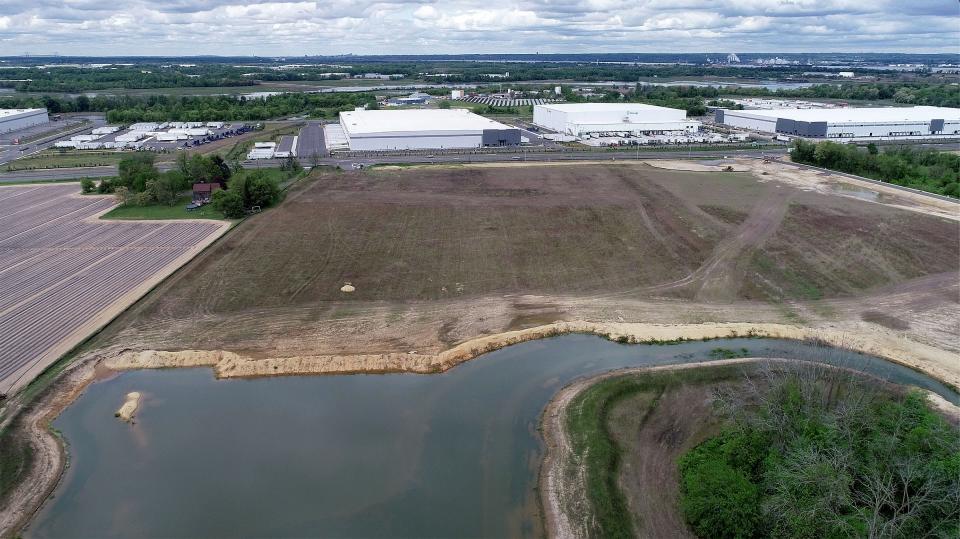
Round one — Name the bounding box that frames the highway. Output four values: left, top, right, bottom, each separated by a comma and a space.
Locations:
0, 147, 788, 182
0, 115, 107, 167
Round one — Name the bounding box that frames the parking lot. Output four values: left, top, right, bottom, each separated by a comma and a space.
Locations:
296, 121, 327, 158
0, 183, 227, 394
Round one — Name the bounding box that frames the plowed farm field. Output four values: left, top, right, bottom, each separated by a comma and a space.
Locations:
0, 183, 227, 394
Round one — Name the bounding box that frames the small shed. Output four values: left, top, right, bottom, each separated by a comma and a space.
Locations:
192, 182, 222, 203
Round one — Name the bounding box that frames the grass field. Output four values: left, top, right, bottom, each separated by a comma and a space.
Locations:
100, 195, 227, 220
4, 150, 131, 171
87, 161, 958, 360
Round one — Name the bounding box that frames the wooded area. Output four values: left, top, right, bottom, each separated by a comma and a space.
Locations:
791, 140, 959, 198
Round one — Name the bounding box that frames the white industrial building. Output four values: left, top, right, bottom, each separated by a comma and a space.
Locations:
0, 108, 49, 134
533, 103, 701, 137
717, 106, 960, 141
247, 141, 277, 160
337, 109, 520, 151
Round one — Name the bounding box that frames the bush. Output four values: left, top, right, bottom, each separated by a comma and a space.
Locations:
241, 171, 280, 208
212, 189, 245, 218
96, 179, 114, 194
678, 374, 960, 539
790, 140, 959, 198
80, 178, 95, 194
679, 435, 762, 539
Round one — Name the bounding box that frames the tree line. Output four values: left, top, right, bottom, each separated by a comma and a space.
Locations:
0, 92, 377, 122
0, 66, 255, 93
791, 140, 959, 198
84, 153, 233, 206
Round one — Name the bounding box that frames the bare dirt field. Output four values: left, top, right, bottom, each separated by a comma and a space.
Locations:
88, 161, 958, 381
0, 183, 228, 395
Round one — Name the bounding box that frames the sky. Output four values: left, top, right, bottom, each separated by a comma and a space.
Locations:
0, 0, 957, 57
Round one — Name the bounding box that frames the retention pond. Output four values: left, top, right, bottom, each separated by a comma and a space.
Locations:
28, 335, 958, 538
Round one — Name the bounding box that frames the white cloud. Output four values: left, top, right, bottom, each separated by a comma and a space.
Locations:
0, 0, 954, 55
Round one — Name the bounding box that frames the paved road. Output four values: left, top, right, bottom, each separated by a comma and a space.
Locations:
0, 115, 107, 166
0, 148, 784, 182
324, 147, 788, 168
0, 166, 118, 182
296, 121, 328, 160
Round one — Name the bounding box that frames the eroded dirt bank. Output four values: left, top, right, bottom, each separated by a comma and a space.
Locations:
104, 321, 960, 389
0, 360, 101, 537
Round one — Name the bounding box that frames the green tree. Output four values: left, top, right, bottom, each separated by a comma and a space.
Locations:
96, 178, 114, 194
117, 153, 158, 192
211, 188, 245, 218
242, 171, 280, 207
80, 178, 95, 194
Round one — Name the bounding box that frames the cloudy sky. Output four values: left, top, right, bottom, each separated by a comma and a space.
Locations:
0, 0, 957, 56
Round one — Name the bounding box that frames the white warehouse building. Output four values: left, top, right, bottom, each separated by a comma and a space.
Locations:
717, 106, 960, 141
337, 109, 521, 151
533, 103, 700, 136
0, 108, 49, 134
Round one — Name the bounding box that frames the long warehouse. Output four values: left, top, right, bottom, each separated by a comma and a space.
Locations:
533, 103, 701, 136
0, 108, 49, 134
717, 106, 960, 140
337, 108, 520, 151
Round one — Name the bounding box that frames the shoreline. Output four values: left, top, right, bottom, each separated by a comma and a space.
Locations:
104, 321, 960, 391
3, 323, 959, 537
536, 358, 960, 539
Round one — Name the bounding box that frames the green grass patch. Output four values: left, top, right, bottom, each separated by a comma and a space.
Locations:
101, 195, 226, 220
0, 420, 34, 506
565, 366, 744, 538
4, 150, 133, 171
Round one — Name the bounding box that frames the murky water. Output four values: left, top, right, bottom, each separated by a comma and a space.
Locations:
28, 336, 957, 538
832, 183, 882, 202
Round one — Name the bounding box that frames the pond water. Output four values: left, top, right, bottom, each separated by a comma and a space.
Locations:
831, 183, 883, 202
28, 336, 957, 538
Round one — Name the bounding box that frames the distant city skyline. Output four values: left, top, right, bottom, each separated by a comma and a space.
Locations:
0, 1, 957, 57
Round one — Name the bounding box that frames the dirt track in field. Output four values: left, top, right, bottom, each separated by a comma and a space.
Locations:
84, 161, 958, 378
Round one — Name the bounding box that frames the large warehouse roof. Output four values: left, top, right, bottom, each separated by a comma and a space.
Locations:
732, 106, 960, 123
340, 109, 513, 135
535, 103, 680, 113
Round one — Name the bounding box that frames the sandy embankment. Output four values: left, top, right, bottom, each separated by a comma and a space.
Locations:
114, 391, 141, 421
104, 321, 960, 390
538, 358, 960, 539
